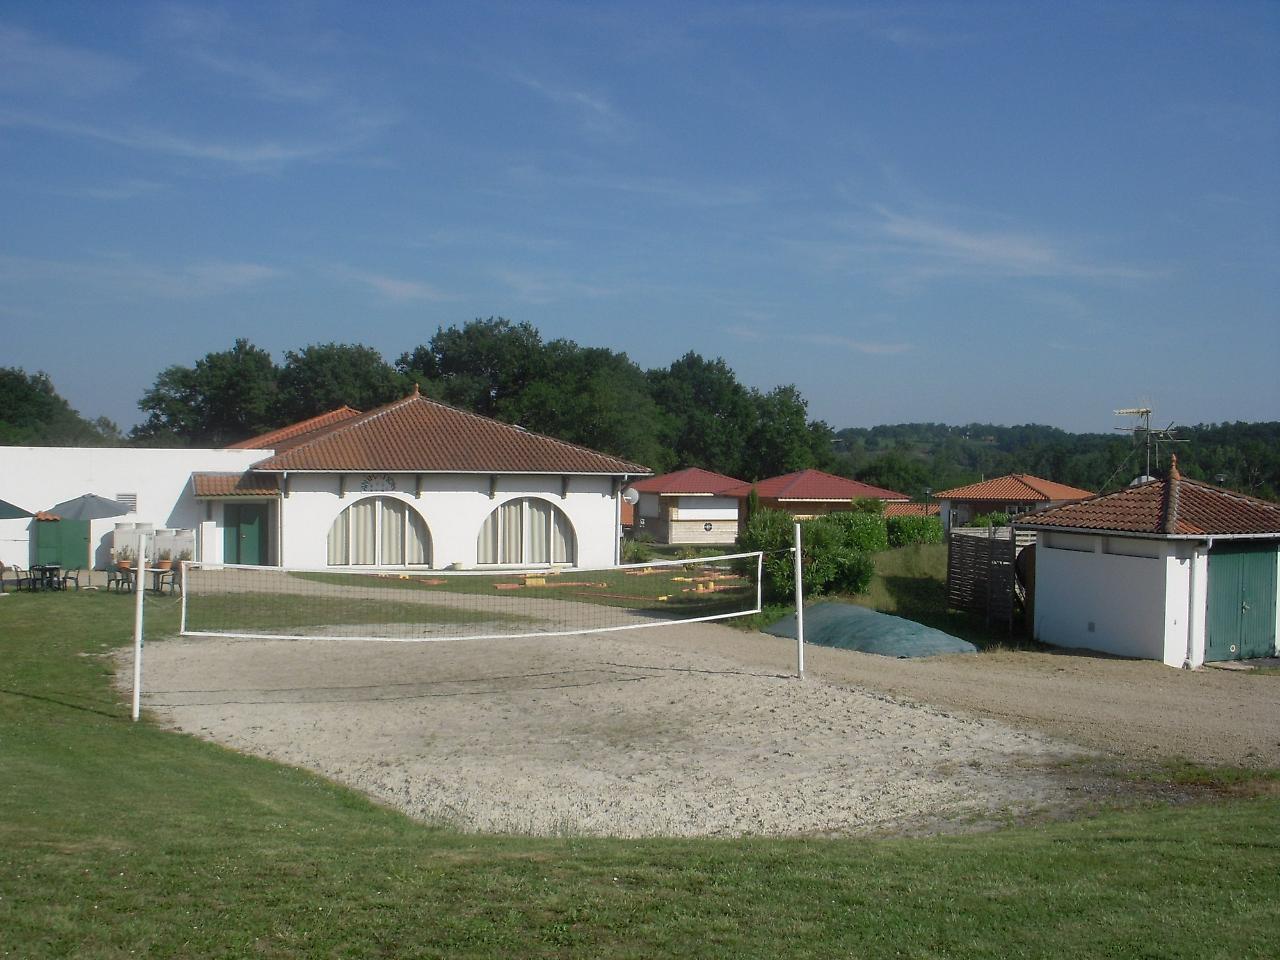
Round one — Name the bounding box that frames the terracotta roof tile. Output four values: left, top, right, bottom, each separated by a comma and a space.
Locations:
1017, 463, 1280, 537
935, 474, 1094, 502
192, 472, 281, 498
249, 392, 649, 476
227, 406, 363, 451
883, 502, 941, 517
724, 469, 909, 502
630, 467, 744, 495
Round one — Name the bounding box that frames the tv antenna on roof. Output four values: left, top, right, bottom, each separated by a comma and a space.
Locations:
1114, 405, 1187, 480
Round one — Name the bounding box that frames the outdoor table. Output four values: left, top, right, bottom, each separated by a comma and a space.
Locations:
30, 564, 62, 591
129, 567, 175, 593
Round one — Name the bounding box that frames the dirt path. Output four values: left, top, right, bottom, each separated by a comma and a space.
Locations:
637, 627, 1280, 768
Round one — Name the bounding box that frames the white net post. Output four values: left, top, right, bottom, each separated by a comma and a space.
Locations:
793, 521, 804, 680
131, 530, 148, 722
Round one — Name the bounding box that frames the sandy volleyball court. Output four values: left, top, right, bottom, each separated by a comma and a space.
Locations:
136, 624, 1090, 838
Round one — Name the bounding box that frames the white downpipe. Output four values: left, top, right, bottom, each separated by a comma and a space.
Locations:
131, 530, 148, 722
794, 521, 805, 680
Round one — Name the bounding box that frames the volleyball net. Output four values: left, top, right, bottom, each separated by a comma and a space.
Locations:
179, 551, 764, 643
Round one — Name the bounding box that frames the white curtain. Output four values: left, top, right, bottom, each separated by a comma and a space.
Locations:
477, 509, 498, 564
527, 500, 550, 563
381, 500, 406, 565
326, 511, 348, 565
350, 498, 377, 565
552, 508, 574, 564
406, 508, 430, 565
477, 498, 575, 565
500, 500, 523, 563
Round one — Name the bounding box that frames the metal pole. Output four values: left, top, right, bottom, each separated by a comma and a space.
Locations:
131, 531, 147, 722
793, 521, 804, 680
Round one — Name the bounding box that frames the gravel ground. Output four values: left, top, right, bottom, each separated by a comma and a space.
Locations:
132, 623, 1280, 838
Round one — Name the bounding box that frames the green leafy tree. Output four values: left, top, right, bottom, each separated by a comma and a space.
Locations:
397, 318, 547, 420
0, 368, 121, 446
133, 339, 280, 446
647, 353, 755, 477
512, 342, 668, 468
279, 343, 406, 421
747, 385, 823, 479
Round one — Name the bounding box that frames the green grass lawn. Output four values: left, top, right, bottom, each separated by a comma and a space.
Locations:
2, 591, 1278, 958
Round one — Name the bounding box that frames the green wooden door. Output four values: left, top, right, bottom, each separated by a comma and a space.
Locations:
223, 504, 269, 565
1206, 544, 1278, 661
33, 519, 91, 569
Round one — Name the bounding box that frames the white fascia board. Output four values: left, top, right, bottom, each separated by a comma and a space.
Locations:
1014, 524, 1280, 541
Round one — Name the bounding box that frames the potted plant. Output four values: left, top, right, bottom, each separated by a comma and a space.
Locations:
154, 549, 173, 571
115, 545, 135, 571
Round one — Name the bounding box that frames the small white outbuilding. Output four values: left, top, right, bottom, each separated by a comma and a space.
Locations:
1016, 457, 1280, 667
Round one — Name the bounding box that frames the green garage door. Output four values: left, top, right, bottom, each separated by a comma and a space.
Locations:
1206, 543, 1278, 661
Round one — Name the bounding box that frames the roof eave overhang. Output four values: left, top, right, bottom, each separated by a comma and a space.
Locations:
1014, 523, 1280, 541
248, 467, 650, 478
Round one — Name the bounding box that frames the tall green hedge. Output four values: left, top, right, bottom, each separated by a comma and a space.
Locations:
886, 515, 943, 547
824, 511, 890, 553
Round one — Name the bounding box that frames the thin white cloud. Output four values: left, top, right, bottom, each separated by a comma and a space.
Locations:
724, 324, 911, 355
508, 70, 632, 139
505, 164, 762, 208
190, 50, 332, 102
495, 268, 613, 304
0, 24, 138, 95
850, 207, 1158, 283
61, 179, 165, 201
0, 254, 279, 298
338, 268, 455, 303
0, 109, 384, 172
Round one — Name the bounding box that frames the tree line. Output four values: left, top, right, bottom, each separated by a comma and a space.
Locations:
4, 317, 1278, 499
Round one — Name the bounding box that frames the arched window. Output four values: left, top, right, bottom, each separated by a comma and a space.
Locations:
477, 498, 576, 565
327, 497, 432, 566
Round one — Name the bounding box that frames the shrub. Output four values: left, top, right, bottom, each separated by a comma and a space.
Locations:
738, 508, 878, 601
847, 497, 886, 515
824, 511, 889, 553
621, 539, 654, 564
886, 515, 943, 547
971, 512, 1011, 528
738, 508, 797, 601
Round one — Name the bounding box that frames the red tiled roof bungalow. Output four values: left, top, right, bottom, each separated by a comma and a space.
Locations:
625, 467, 745, 544
934, 474, 1094, 530
724, 469, 909, 520
1014, 456, 1280, 668
192, 388, 650, 570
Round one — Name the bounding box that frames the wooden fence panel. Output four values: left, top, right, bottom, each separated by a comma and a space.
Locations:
947, 527, 1033, 627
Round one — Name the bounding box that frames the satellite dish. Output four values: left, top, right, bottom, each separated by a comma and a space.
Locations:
621, 486, 640, 505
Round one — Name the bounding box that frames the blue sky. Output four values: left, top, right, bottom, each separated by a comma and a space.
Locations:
3, 1, 1277, 434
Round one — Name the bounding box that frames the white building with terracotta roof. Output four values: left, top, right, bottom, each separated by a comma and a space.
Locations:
626, 467, 745, 544
1, 390, 650, 573
1016, 457, 1280, 667
934, 474, 1094, 531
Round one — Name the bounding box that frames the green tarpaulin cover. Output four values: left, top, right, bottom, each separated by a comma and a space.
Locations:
765, 601, 977, 658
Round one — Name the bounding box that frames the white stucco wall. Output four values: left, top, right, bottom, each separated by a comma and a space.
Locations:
1033, 532, 1212, 667
1035, 533, 1173, 663
0, 446, 265, 567
671, 495, 738, 521
276, 472, 620, 570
